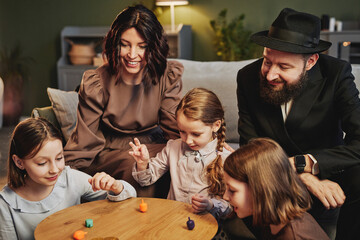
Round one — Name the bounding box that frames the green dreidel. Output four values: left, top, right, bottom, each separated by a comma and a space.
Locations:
85, 218, 93, 228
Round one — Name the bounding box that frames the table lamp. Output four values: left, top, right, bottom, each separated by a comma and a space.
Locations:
156, 0, 189, 32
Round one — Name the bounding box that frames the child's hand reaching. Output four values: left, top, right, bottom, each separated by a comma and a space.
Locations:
129, 137, 150, 171
191, 193, 214, 213
88, 172, 124, 195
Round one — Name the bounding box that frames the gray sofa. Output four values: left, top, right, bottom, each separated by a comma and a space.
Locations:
32, 59, 360, 240
33, 59, 360, 147
32, 59, 258, 147
177, 59, 360, 146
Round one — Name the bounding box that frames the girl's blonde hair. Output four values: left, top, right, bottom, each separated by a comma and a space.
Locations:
176, 88, 226, 196
224, 138, 311, 226
7, 118, 63, 188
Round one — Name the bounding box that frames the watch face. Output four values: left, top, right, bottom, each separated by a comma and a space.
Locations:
295, 155, 306, 173
295, 155, 306, 166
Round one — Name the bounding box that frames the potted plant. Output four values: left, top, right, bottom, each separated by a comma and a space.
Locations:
210, 9, 262, 61
0, 44, 33, 126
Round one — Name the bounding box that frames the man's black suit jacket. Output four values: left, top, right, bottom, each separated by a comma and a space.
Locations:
237, 54, 360, 184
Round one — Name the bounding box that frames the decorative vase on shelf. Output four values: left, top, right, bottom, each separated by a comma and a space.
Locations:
66, 39, 96, 65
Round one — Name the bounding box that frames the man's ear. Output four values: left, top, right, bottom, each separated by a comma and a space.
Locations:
305, 53, 319, 71
212, 120, 222, 133
12, 155, 24, 170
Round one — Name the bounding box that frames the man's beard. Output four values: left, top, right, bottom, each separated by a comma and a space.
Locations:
259, 68, 308, 105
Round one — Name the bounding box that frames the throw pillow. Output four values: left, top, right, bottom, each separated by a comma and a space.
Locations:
47, 88, 78, 141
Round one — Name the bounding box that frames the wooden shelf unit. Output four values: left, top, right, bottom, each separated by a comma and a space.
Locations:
57, 25, 192, 91
57, 26, 109, 91
320, 30, 360, 63
163, 24, 192, 59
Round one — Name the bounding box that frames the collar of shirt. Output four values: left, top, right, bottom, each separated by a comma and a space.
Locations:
0, 167, 68, 213
281, 99, 294, 122
182, 138, 218, 165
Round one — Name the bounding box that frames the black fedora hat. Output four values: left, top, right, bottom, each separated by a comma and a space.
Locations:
251, 8, 331, 54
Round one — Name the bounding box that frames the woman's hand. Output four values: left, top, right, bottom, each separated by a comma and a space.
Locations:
129, 137, 150, 171
191, 194, 213, 213
88, 172, 124, 195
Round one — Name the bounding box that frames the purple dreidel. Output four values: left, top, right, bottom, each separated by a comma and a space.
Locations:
187, 217, 195, 230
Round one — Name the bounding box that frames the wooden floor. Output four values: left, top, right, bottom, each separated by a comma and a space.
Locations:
0, 126, 15, 188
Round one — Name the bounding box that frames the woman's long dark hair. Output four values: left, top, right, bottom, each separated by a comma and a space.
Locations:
104, 4, 169, 87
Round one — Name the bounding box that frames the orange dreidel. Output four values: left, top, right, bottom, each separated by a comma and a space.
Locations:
139, 199, 148, 212
73, 230, 87, 240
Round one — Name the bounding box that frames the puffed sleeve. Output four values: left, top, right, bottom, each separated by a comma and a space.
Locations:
132, 139, 172, 186
159, 60, 184, 140
64, 69, 106, 169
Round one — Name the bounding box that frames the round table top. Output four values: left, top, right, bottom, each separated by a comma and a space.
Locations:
34, 197, 218, 240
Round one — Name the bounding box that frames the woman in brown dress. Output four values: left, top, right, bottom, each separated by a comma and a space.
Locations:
64, 5, 183, 197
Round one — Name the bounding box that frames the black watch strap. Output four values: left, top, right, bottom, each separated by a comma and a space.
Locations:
294, 155, 306, 173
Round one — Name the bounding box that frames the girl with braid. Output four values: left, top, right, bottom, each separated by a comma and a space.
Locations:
130, 88, 232, 220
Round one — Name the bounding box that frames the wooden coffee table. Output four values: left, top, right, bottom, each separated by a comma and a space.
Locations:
34, 197, 218, 239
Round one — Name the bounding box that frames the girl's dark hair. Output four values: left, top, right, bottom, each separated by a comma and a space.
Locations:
104, 4, 169, 87
176, 88, 226, 196
7, 117, 63, 188
224, 138, 311, 226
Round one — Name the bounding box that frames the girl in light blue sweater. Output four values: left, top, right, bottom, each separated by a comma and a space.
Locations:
0, 118, 136, 240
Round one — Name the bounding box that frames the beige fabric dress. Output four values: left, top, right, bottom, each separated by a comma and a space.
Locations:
64, 60, 183, 197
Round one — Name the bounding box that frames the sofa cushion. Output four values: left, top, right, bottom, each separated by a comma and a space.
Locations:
175, 59, 257, 143
31, 106, 61, 130
31, 106, 66, 144
353, 64, 360, 89
47, 87, 78, 141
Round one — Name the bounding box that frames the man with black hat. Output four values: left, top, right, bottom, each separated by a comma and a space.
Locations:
237, 8, 360, 240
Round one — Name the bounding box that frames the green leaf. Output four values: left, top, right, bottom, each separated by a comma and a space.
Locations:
0, 44, 34, 84
209, 9, 262, 61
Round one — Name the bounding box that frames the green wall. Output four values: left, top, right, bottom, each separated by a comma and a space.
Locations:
1, 0, 359, 116
161, 0, 360, 60
0, 0, 153, 116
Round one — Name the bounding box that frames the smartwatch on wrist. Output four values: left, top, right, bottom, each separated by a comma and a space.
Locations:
294, 155, 306, 173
